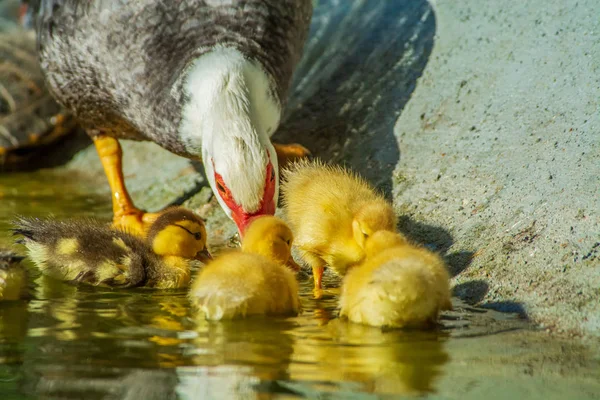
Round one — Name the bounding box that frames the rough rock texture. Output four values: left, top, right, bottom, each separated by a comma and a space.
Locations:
59, 0, 598, 336
390, 0, 599, 337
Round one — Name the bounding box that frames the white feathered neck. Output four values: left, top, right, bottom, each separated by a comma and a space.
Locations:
179, 46, 281, 213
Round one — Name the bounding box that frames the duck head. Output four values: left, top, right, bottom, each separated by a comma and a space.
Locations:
241, 216, 294, 266
352, 199, 397, 249
204, 140, 278, 237
146, 208, 212, 262
180, 46, 281, 236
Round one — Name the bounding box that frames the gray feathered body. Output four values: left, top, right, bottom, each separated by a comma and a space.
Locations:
34, 0, 312, 157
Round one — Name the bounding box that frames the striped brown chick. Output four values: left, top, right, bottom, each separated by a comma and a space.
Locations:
0, 250, 28, 300
13, 207, 211, 289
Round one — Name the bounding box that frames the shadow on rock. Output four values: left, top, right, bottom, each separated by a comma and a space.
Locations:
397, 215, 475, 278
275, 0, 436, 198
444, 251, 475, 277
452, 280, 489, 304
481, 301, 528, 318
397, 215, 454, 253
453, 282, 529, 319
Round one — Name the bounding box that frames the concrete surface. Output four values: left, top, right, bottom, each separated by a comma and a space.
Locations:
390, 0, 599, 337
36, 0, 600, 336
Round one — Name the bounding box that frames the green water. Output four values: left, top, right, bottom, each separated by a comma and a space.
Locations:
0, 170, 111, 248
1, 172, 599, 400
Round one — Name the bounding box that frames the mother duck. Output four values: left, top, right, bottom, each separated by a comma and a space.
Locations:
31, 0, 312, 235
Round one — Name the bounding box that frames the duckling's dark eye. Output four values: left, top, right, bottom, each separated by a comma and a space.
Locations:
173, 223, 202, 240
286, 239, 291, 245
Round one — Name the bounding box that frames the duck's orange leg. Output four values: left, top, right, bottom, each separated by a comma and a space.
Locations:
93, 134, 159, 236
273, 142, 311, 170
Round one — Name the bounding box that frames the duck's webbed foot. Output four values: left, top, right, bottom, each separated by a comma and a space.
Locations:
273, 142, 311, 170
113, 211, 161, 237
92, 133, 160, 237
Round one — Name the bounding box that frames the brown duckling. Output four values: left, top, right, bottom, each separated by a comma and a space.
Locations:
189, 216, 300, 320
0, 250, 28, 301
339, 230, 452, 328
281, 159, 396, 292
13, 207, 211, 289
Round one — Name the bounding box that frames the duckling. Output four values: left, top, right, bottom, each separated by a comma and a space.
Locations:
339, 230, 452, 328
189, 216, 300, 320
0, 250, 28, 301
281, 159, 396, 292
13, 207, 211, 289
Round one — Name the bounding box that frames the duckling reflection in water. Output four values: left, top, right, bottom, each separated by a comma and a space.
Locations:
339, 230, 452, 328
181, 317, 298, 399
0, 250, 28, 301
13, 207, 211, 289
0, 250, 29, 366
189, 216, 301, 320
288, 319, 449, 396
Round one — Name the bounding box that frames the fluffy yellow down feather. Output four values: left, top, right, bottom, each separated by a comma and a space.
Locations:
339, 231, 452, 328
189, 216, 300, 320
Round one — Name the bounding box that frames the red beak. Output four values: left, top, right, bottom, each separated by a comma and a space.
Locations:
232, 197, 276, 238
225, 159, 277, 239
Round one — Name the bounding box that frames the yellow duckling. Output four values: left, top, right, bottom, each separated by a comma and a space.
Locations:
339, 230, 452, 328
0, 251, 28, 301
13, 207, 211, 289
189, 216, 300, 320
281, 159, 396, 291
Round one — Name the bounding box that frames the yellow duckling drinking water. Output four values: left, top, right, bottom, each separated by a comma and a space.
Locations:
13, 207, 211, 289
281, 159, 396, 292
189, 216, 300, 320
339, 230, 452, 328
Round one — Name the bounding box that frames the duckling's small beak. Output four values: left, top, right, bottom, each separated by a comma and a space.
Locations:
286, 256, 302, 272
195, 248, 213, 263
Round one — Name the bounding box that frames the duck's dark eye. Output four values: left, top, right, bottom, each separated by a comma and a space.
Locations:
194, 232, 202, 240
270, 168, 275, 182
216, 182, 226, 193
